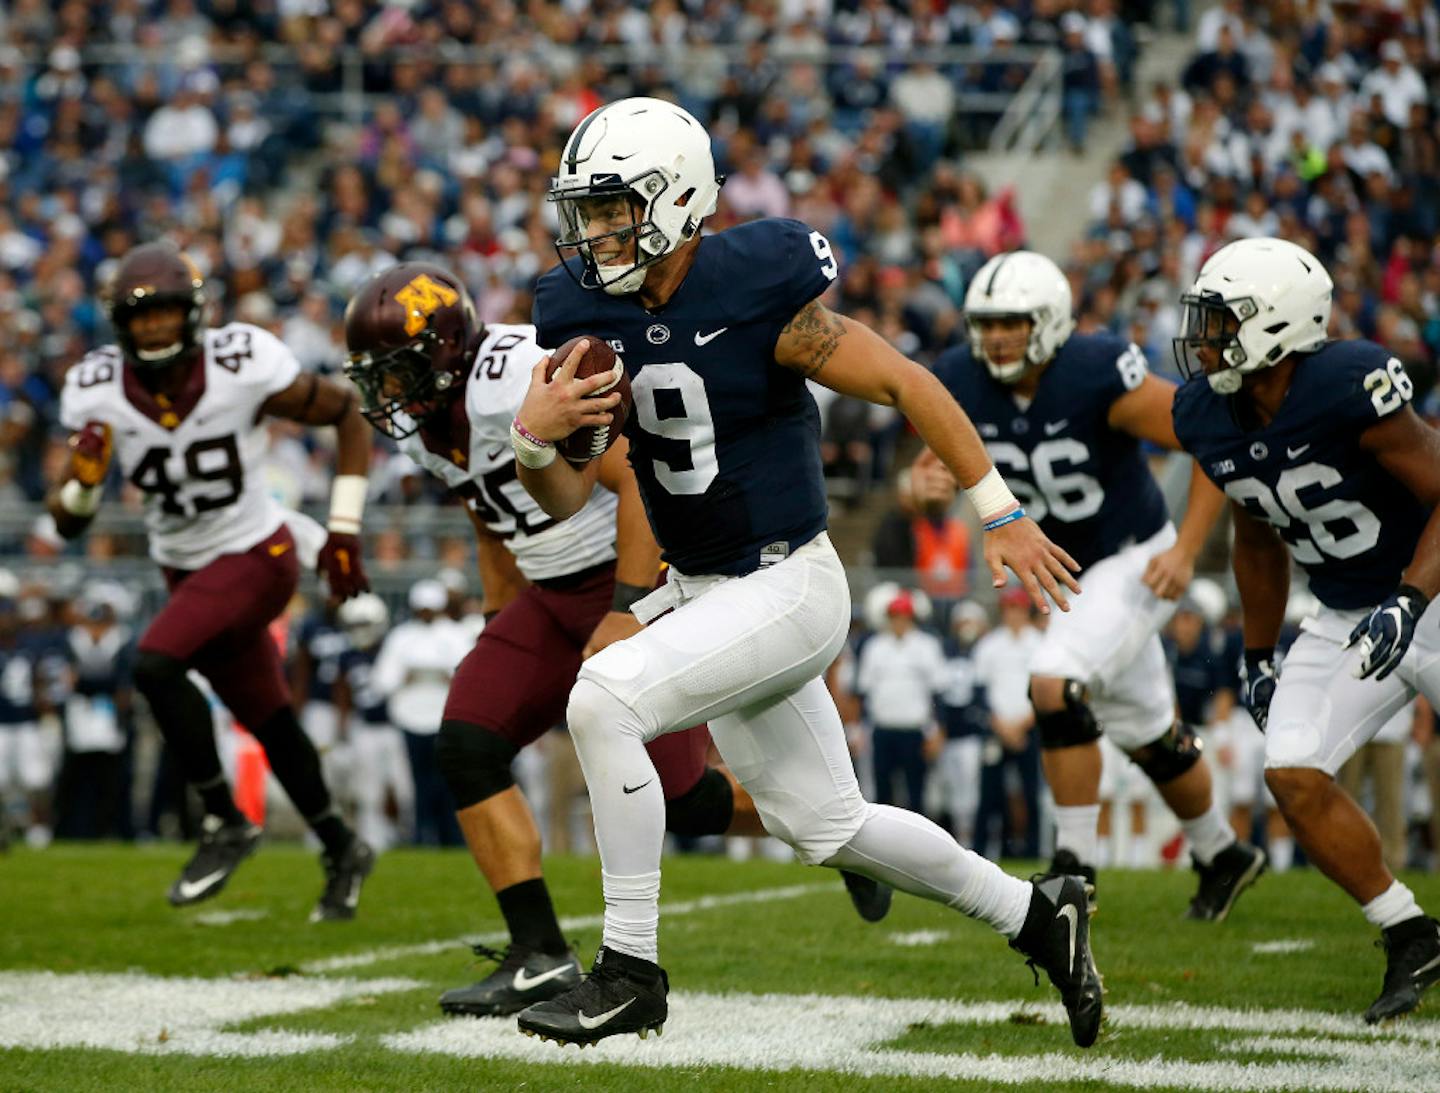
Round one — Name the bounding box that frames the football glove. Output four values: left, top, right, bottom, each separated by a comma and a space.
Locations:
1347, 584, 1429, 682
318, 531, 370, 601
1240, 648, 1279, 732
67, 421, 113, 488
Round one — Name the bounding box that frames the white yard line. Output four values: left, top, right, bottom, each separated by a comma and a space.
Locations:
1250, 939, 1316, 955
301, 882, 830, 974
887, 929, 952, 947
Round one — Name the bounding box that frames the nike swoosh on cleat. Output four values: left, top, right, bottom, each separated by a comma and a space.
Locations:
175, 869, 229, 902
345, 876, 362, 908
513, 964, 575, 992
576, 998, 635, 1029
622, 780, 653, 794
1058, 903, 1079, 973
694, 328, 728, 347
1412, 952, 1440, 979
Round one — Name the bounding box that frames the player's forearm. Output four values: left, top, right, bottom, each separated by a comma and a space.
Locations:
612, 478, 662, 591
1232, 531, 1289, 650
516, 458, 595, 521
1400, 507, 1440, 599
896, 368, 997, 489
333, 406, 373, 478
1174, 462, 1225, 559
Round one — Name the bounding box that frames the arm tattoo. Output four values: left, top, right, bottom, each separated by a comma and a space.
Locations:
779, 298, 847, 379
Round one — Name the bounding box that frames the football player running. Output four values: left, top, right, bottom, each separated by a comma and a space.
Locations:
1172, 236, 1440, 1023
915, 251, 1265, 920
342, 263, 890, 1020
47, 242, 375, 921
513, 98, 1100, 1049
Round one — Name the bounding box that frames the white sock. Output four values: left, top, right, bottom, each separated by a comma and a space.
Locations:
1269, 836, 1294, 872
1054, 804, 1101, 865
1363, 880, 1425, 930
600, 870, 661, 962
826, 803, 1032, 938
1181, 802, 1235, 866
1127, 835, 1151, 869
567, 679, 668, 960
1095, 834, 1114, 869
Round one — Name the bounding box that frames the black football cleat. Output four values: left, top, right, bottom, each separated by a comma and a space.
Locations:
1043, 849, 1097, 914
518, 946, 668, 1046
310, 838, 375, 922
1011, 874, 1104, 1048
168, 814, 261, 907
1184, 841, 1266, 922
841, 870, 893, 923
1365, 916, 1440, 1024
441, 944, 582, 1017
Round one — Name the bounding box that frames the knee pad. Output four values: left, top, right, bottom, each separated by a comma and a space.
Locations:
1128, 721, 1203, 785
566, 678, 647, 743
435, 719, 518, 810
664, 767, 734, 838
133, 649, 186, 693
1032, 679, 1102, 749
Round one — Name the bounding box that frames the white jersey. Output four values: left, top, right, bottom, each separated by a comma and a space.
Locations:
59, 323, 300, 570
396, 322, 618, 581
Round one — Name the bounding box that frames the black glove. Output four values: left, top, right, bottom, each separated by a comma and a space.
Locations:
318, 531, 370, 601
1347, 583, 1429, 681
1240, 648, 1280, 732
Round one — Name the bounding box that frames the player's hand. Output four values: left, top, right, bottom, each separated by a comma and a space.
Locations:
1141, 543, 1195, 601
909, 448, 958, 512
583, 609, 643, 659
67, 421, 113, 488
318, 531, 370, 601
1239, 648, 1279, 731
1347, 584, 1429, 681
517, 339, 622, 443
983, 517, 1081, 613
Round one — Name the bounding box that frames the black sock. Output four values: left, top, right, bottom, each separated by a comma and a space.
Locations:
248, 707, 352, 856
193, 774, 246, 826
497, 878, 567, 955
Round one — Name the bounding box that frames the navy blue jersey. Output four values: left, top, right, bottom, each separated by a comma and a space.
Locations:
934, 334, 1169, 571
339, 647, 387, 726
939, 637, 990, 739
534, 218, 836, 575
1173, 340, 1428, 610
295, 614, 349, 706
0, 641, 37, 725
1166, 629, 1229, 726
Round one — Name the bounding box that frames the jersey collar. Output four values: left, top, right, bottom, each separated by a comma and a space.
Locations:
122, 355, 207, 429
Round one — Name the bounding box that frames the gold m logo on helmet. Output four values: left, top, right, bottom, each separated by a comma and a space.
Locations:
394, 274, 459, 336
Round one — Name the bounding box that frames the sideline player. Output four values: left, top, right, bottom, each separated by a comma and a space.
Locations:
512, 98, 1099, 1048
47, 242, 374, 921
1172, 235, 1440, 1021
342, 263, 890, 1018
917, 250, 1265, 919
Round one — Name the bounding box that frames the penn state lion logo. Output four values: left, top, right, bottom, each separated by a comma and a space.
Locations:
394, 274, 459, 336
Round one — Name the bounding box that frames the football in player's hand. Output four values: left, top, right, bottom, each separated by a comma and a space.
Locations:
545, 335, 631, 465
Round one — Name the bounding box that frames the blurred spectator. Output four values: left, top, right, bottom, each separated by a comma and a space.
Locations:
1338, 701, 1418, 874
931, 600, 990, 845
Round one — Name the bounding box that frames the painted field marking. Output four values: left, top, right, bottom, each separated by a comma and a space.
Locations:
192, 910, 270, 927
1250, 939, 1316, 955
302, 882, 829, 974
887, 930, 952, 948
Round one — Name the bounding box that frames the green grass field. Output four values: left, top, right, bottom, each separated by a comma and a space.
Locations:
2, 844, 1438, 1092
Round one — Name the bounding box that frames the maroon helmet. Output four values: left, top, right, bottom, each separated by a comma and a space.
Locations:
344, 262, 482, 439
103, 242, 207, 370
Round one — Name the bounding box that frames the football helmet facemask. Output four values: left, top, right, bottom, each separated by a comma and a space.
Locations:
344, 263, 482, 439
964, 251, 1076, 383
104, 242, 208, 371
1175, 237, 1333, 395
549, 97, 723, 296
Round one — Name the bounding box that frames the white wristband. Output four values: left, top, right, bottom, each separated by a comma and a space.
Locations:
59, 478, 102, 517
965, 467, 1020, 523
327, 474, 368, 534
511, 420, 558, 469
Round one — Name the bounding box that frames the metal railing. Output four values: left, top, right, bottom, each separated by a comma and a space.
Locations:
988, 48, 1062, 153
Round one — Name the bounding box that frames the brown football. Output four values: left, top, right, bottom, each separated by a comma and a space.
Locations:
544, 335, 631, 465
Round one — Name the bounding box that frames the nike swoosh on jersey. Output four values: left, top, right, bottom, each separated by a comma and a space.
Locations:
512, 964, 575, 992
1044, 419, 1068, 435
487, 445, 508, 460
175, 870, 229, 901
1058, 903, 1079, 971
576, 998, 636, 1029
1286, 443, 1311, 458
269, 543, 290, 557
694, 328, 728, 347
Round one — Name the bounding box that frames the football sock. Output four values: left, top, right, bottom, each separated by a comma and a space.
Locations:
134, 652, 226, 790
1269, 835, 1294, 872
193, 773, 246, 827
1181, 802, 1235, 867
1363, 881, 1424, 930
249, 707, 352, 856
497, 878, 568, 955
1054, 804, 1101, 866
826, 803, 1031, 939
565, 679, 667, 961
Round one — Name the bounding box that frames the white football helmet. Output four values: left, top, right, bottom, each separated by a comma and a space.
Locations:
964, 251, 1076, 383
1175, 237, 1332, 394
338, 592, 390, 651
550, 97, 723, 296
